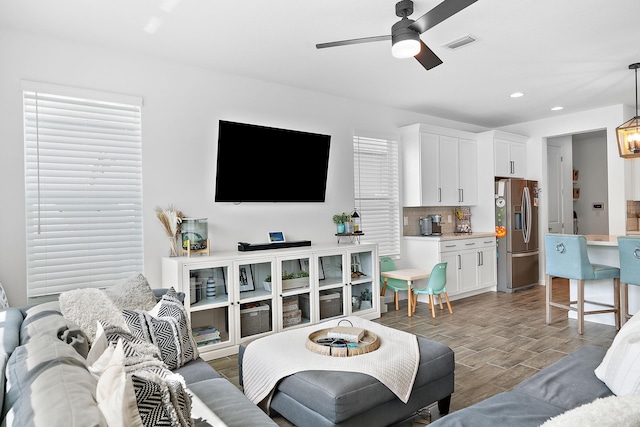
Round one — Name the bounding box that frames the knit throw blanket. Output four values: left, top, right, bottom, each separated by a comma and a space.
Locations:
242, 316, 420, 408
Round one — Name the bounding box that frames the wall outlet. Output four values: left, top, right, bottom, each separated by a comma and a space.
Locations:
403, 216, 408, 226
447, 215, 452, 223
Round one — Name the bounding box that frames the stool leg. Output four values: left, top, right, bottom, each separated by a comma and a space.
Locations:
578, 279, 585, 335
614, 278, 621, 331
621, 282, 629, 326
412, 292, 418, 313
437, 294, 444, 310
546, 274, 553, 325
394, 291, 399, 311
444, 292, 452, 314
381, 278, 388, 296
430, 295, 436, 318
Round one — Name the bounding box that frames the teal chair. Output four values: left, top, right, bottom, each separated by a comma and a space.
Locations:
412, 263, 451, 318
379, 257, 409, 312
617, 236, 640, 325
544, 234, 620, 335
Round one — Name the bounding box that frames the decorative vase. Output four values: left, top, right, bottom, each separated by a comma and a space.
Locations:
337, 223, 346, 234
206, 277, 216, 299
169, 236, 179, 257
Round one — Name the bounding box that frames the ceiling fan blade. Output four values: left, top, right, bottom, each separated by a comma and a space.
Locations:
316, 35, 391, 49
409, 0, 478, 34
414, 40, 443, 70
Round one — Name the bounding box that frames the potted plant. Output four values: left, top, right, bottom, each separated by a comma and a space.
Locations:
281, 270, 310, 290
332, 212, 351, 234
263, 275, 272, 292
360, 289, 372, 310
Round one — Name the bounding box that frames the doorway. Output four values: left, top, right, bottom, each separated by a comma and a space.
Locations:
546, 130, 608, 236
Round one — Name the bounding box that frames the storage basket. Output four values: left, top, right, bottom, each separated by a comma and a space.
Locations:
299, 292, 343, 320
282, 309, 302, 327
240, 303, 270, 337
282, 295, 299, 312
319, 292, 343, 319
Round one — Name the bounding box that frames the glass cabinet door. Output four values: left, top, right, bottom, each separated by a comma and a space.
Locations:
236, 259, 275, 340
185, 264, 231, 350
277, 255, 312, 330
316, 252, 346, 321
348, 250, 375, 314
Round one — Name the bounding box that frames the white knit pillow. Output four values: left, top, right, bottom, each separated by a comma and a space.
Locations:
594, 313, 640, 395
540, 394, 640, 427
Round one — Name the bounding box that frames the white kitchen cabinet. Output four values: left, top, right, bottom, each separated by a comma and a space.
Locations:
403, 235, 496, 299
162, 243, 379, 360
400, 124, 478, 206
478, 131, 528, 178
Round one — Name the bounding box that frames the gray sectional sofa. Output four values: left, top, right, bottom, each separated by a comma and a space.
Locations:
0, 288, 277, 427
429, 345, 613, 427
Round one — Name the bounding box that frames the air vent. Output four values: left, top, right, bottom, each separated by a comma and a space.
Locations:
443, 35, 477, 50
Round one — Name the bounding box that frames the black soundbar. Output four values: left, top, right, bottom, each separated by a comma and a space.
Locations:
237, 240, 312, 252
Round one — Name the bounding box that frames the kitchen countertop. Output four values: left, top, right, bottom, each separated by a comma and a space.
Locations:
584, 234, 623, 246
404, 232, 496, 241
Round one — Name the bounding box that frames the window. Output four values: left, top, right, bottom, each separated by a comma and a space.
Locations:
23, 81, 144, 298
353, 135, 401, 258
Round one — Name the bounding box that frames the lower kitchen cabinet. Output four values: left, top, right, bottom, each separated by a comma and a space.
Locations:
404, 235, 497, 300
162, 243, 379, 360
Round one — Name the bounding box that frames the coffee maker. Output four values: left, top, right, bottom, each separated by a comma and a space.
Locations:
429, 214, 443, 236
419, 214, 443, 236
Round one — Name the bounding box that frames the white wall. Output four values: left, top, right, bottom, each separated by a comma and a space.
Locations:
572, 131, 609, 235
0, 27, 483, 306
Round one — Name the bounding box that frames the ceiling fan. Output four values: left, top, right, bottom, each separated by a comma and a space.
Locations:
316, 0, 478, 71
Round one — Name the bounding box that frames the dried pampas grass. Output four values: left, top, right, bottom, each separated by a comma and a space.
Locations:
156, 205, 184, 237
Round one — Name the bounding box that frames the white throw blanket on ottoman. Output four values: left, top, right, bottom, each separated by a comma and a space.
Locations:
242, 316, 420, 408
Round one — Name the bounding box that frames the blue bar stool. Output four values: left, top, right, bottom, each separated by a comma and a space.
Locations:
545, 234, 620, 335
617, 236, 640, 325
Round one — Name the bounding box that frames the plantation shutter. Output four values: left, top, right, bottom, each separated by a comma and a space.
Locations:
23, 81, 144, 298
353, 135, 401, 258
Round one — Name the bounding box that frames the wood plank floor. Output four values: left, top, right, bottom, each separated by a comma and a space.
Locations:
208, 279, 617, 426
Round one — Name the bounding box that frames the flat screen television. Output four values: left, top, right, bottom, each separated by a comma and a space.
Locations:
214, 120, 331, 202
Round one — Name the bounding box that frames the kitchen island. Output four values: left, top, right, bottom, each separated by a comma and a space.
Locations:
565, 234, 639, 326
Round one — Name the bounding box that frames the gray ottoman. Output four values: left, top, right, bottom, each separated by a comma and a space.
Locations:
239, 336, 454, 427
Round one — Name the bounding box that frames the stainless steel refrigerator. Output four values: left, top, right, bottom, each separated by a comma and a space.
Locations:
495, 178, 539, 293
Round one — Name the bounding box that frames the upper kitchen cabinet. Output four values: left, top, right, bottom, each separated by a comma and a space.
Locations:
400, 124, 478, 207
478, 131, 528, 178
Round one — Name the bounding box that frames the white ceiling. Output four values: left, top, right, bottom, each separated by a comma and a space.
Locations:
2, 0, 640, 128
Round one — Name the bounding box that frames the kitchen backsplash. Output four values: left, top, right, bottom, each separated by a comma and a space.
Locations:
627, 200, 640, 232
403, 206, 457, 236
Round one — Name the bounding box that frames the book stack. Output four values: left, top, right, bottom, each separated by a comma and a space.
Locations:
192, 326, 221, 346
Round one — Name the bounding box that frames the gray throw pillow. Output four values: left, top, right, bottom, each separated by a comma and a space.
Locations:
105, 273, 158, 312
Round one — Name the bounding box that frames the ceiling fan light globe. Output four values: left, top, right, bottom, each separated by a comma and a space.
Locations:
392, 39, 420, 58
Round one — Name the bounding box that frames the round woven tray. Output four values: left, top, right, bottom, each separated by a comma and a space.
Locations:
306, 328, 380, 357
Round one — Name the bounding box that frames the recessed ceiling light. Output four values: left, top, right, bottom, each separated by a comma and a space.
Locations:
510, 92, 524, 98
551, 106, 564, 111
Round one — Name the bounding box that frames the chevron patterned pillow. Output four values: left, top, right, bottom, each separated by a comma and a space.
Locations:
123, 287, 199, 370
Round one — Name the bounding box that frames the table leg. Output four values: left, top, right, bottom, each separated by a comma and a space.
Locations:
407, 280, 413, 317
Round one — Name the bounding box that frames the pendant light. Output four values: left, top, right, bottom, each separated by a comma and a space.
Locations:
616, 62, 640, 158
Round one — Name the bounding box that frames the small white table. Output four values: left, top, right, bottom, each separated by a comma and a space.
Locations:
381, 269, 431, 317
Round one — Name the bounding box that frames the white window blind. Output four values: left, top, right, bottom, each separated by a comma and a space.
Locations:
23, 84, 144, 298
353, 135, 401, 258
